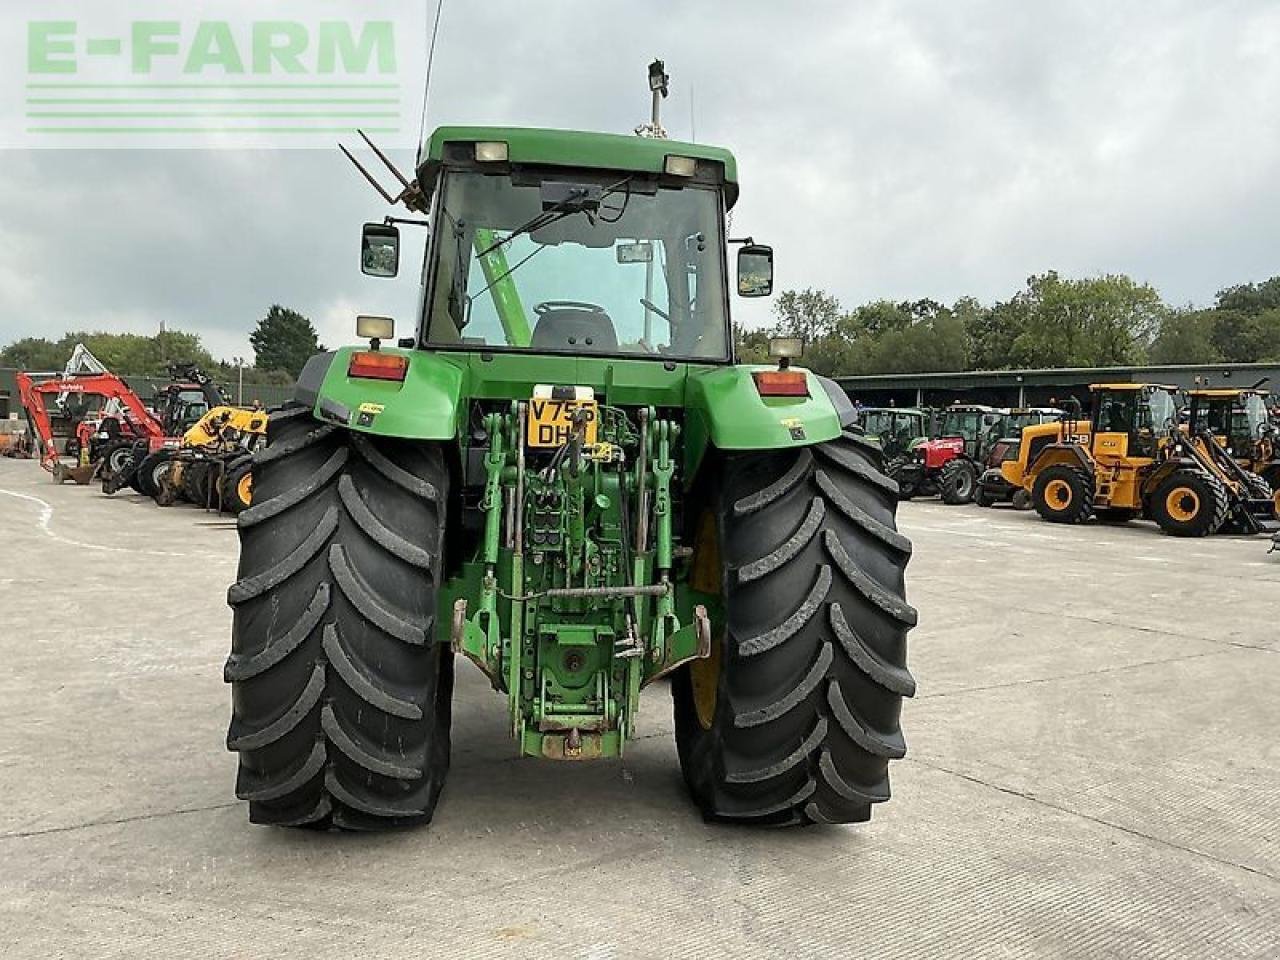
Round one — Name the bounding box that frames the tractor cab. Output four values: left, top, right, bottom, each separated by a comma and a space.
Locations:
858, 406, 930, 459
1000, 407, 1063, 437
930, 404, 1003, 461
356, 128, 756, 364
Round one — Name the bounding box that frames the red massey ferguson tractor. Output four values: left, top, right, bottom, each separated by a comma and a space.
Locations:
895, 404, 1005, 504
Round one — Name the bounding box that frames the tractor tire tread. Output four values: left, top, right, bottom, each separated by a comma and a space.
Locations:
938, 458, 978, 505
225, 402, 452, 830
674, 431, 914, 826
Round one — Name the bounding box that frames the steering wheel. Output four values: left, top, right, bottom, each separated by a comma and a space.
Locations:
534, 300, 607, 315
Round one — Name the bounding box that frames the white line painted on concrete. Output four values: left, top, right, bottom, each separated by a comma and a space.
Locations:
0, 488, 217, 559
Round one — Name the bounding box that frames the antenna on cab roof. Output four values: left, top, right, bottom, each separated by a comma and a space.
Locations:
339, 129, 428, 213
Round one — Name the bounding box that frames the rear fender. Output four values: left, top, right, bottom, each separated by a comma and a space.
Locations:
296, 347, 468, 441
683, 366, 844, 478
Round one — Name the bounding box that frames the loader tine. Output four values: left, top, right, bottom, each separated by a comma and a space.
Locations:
339, 142, 397, 205
359, 129, 412, 188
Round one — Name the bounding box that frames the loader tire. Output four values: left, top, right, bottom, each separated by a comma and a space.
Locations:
673, 431, 916, 826
1032, 465, 1095, 524
100, 440, 135, 481
1241, 470, 1272, 502
221, 455, 254, 514
1149, 470, 1228, 538
938, 458, 977, 505
134, 450, 172, 497
225, 403, 453, 830
183, 459, 213, 507
1262, 467, 1280, 515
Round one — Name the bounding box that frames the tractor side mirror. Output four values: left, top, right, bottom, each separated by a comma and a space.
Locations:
361, 222, 400, 278
737, 244, 774, 297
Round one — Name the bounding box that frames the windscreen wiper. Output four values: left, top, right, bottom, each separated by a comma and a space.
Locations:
476, 176, 633, 259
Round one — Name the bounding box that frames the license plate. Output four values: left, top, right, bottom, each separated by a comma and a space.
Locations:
527, 387, 599, 448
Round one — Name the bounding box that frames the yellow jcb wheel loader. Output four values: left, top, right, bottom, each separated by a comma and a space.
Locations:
1185, 386, 1280, 515
1001, 384, 1279, 537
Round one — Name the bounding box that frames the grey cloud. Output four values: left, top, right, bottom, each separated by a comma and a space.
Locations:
1, 0, 1277, 359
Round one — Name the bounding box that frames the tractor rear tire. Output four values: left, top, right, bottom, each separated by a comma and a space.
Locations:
1149, 470, 1228, 538
225, 404, 453, 830
939, 459, 978, 505
1032, 465, 1095, 524
672, 431, 916, 826
884, 456, 912, 500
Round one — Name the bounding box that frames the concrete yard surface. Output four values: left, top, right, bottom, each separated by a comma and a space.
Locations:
1, 456, 1278, 959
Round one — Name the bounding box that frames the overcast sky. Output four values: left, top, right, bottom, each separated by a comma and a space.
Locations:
1, 0, 1278, 362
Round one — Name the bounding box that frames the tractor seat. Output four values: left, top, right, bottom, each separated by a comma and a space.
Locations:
530, 303, 618, 352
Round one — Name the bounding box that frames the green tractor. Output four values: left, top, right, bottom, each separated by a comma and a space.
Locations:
225, 95, 916, 830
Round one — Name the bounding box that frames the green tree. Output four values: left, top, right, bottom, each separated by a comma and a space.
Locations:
1208, 309, 1253, 363
733, 325, 773, 364
1000, 272, 1163, 368
1215, 277, 1280, 315
0, 330, 217, 375
1148, 309, 1221, 365
1248, 309, 1280, 362
0, 337, 64, 370
770, 288, 841, 343
853, 302, 969, 374
961, 298, 1017, 370
249, 305, 324, 378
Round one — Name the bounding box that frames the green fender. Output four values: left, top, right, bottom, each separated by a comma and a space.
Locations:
683, 365, 850, 478
298, 346, 469, 440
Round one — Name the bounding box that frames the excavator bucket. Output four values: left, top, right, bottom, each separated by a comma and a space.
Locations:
50, 460, 97, 485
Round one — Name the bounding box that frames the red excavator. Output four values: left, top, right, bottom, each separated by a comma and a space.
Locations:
16, 369, 166, 483
14, 346, 225, 484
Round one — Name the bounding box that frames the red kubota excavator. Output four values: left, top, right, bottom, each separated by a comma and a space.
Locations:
16, 369, 168, 484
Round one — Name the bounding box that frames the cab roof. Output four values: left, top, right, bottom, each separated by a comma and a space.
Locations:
1185, 387, 1268, 398
420, 126, 739, 207
1090, 383, 1178, 392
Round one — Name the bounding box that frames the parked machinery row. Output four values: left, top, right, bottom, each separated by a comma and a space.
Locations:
1003, 383, 1278, 537
858, 386, 1280, 540
858, 403, 1063, 505
13, 346, 265, 514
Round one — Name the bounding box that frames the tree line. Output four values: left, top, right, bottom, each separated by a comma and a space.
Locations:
6, 277, 1278, 382
0, 305, 324, 382
738, 273, 1280, 376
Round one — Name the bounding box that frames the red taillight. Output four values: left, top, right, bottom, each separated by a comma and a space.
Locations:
348, 351, 408, 382
753, 370, 809, 397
